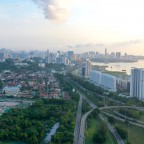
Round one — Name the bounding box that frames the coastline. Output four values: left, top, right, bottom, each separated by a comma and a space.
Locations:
91, 58, 137, 63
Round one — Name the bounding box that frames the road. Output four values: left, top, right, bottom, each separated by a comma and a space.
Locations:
99, 114, 125, 144
102, 111, 144, 128
78, 110, 93, 144
74, 94, 83, 144
78, 92, 96, 144
69, 77, 131, 111
69, 78, 125, 144
108, 123, 125, 144
74, 80, 125, 105
78, 92, 97, 110
77, 91, 125, 144
70, 75, 144, 144
114, 111, 144, 125
100, 105, 144, 111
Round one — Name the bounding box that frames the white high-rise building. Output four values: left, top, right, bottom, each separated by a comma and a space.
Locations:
101, 73, 116, 92
90, 70, 117, 92
90, 70, 101, 85
130, 68, 144, 100
85, 59, 92, 78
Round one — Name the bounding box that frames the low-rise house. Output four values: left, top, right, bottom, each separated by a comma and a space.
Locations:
2, 85, 21, 96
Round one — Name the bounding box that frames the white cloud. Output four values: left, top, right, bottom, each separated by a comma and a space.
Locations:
32, 0, 69, 22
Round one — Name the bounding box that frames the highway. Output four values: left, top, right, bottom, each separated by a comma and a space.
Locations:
108, 123, 125, 144
74, 94, 83, 144
70, 79, 125, 144
78, 92, 97, 110
70, 75, 144, 144
78, 92, 96, 144
114, 111, 144, 125
102, 111, 144, 129
75, 81, 125, 105
78, 110, 93, 144
99, 114, 125, 144
78, 92, 125, 144
77, 92, 97, 144
100, 105, 144, 111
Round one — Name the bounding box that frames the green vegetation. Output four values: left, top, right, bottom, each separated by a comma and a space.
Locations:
0, 142, 25, 144
107, 116, 116, 125
115, 108, 144, 122
0, 58, 67, 74
84, 93, 105, 107
0, 80, 3, 89
118, 109, 142, 119
85, 111, 117, 144
114, 120, 144, 144
0, 72, 80, 144
45, 63, 66, 72
93, 121, 108, 143
115, 126, 127, 140
69, 73, 144, 107
82, 99, 91, 115
68, 73, 104, 95
0, 98, 78, 144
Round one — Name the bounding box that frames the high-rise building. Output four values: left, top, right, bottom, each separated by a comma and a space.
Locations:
130, 68, 144, 100
82, 65, 85, 78
90, 70, 117, 92
56, 55, 69, 65
67, 51, 74, 60
105, 48, 107, 56
90, 70, 101, 85
116, 52, 121, 59
85, 59, 92, 78
101, 73, 116, 92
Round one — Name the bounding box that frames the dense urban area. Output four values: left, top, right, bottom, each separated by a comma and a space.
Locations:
0, 48, 144, 144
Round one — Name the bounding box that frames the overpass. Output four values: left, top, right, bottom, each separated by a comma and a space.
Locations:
99, 106, 144, 111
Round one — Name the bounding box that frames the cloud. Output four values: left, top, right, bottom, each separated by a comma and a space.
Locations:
68, 43, 105, 49
32, 0, 69, 22
67, 40, 142, 51
112, 39, 142, 47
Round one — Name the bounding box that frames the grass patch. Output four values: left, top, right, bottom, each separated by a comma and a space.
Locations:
85, 117, 117, 144
115, 120, 144, 144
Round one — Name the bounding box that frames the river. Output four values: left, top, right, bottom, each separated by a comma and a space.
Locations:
92, 60, 144, 75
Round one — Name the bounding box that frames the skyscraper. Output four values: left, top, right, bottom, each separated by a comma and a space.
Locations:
105, 48, 107, 56
81, 65, 85, 78
85, 59, 92, 78
130, 68, 144, 100
90, 70, 117, 92
116, 52, 121, 59
67, 51, 74, 60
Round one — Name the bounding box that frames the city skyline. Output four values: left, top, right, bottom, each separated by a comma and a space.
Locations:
0, 0, 144, 54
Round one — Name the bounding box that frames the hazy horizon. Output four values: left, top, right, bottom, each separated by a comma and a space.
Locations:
0, 0, 144, 55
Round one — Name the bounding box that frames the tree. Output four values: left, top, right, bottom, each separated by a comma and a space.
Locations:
108, 116, 115, 125
93, 121, 108, 143
0, 80, 3, 89
115, 126, 127, 140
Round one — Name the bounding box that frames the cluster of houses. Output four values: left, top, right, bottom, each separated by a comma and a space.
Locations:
0, 70, 62, 99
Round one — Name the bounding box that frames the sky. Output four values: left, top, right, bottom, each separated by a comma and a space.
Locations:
0, 0, 144, 54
